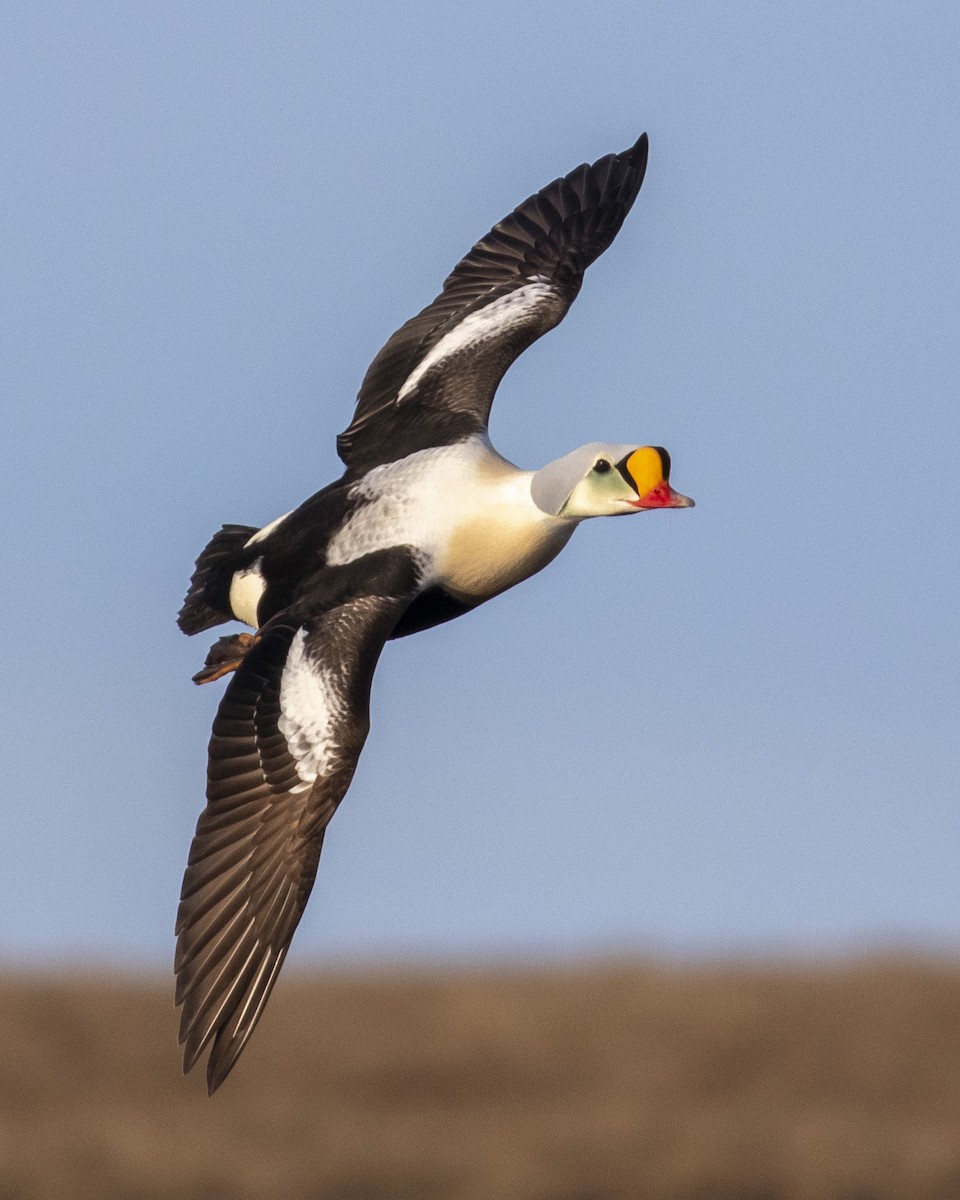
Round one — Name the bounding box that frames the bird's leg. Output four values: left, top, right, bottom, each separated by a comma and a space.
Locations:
192, 632, 260, 685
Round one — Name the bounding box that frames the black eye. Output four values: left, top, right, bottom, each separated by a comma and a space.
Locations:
594, 458, 611, 473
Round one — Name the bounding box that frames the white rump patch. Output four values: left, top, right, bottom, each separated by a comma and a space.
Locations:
396, 279, 556, 401
278, 628, 345, 791
229, 558, 265, 628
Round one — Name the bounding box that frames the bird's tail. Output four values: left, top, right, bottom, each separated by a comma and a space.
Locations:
177, 524, 257, 635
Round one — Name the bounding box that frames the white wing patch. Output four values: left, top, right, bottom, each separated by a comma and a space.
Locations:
278, 628, 345, 791
246, 510, 293, 547
396, 279, 557, 401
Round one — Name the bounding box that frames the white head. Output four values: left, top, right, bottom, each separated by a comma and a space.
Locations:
530, 443, 695, 519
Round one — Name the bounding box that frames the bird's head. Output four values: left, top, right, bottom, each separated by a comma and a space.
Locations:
531, 443, 695, 518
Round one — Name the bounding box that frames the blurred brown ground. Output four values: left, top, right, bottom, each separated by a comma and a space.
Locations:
2, 956, 960, 1199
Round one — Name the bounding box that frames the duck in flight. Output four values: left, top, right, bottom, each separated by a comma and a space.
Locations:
175, 131, 694, 1093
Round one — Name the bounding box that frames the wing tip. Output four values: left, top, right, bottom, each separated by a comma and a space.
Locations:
628, 131, 649, 160
609, 130, 649, 193
176, 1018, 240, 1096
627, 132, 649, 182
176, 981, 259, 1096
205, 1038, 238, 1095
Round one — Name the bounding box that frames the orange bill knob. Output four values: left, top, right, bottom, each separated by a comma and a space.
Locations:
623, 446, 695, 509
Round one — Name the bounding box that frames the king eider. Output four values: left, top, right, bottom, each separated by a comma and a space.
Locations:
175, 132, 694, 1093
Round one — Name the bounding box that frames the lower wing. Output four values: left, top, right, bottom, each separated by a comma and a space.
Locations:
175, 550, 418, 1093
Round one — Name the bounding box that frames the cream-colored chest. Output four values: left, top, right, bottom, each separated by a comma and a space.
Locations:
436, 494, 573, 601
326, 441, 574, 601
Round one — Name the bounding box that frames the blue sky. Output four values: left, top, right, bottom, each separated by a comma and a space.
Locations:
3, 2, 959, 966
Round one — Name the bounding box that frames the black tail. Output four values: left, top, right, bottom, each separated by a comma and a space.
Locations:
178, 524, 257, 635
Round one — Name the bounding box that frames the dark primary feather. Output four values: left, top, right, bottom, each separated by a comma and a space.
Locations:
337, 133, 649, 472
175, 551, 419, 1093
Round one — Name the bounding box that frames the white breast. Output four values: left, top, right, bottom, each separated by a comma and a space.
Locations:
326, 437, 572, 600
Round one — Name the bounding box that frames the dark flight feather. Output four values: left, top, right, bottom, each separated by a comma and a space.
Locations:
337, 134, 648, 472
176, 552, 418, 1092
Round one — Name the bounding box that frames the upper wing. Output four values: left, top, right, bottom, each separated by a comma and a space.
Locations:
337, 133, 649, 473
175, 552, 417, 1093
